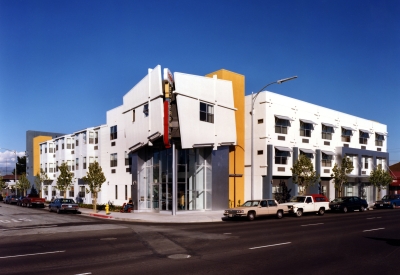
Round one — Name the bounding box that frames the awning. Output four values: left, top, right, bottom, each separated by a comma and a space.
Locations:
275, 146, 292, 152
275, 115, 294, 121
359, 129, 373, 134
300, 119, 317, 125
322, 122, 337, 128
300, 148, 315, 154
321, 150, 335, 156
342, 126, 355, 131
375, 132, 388, 136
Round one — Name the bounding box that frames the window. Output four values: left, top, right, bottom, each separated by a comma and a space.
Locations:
275, 149, 290, 165
67, 160, 71, 171
132, 109, 135, 122
89, 132, 94, 144
364, 158, 369, 169
375, 133, 384, 146
45, 145, 47, 153
300, 121, 313, 137
110, 125, 117, 140
359, 131, 369, 145
95, 131, 99, 144
321, 153, 332, 167
83, 157, 87, 169
143, 104, 149, 117
45, 163, 47, 173
125, 185, 128, 200
275, 118, 290, 134
115, 185, 118, 200
56, 161, 59, 172
89, 157, 94, 165
62, 141, 64, 150
110, 153, 117, 167
76, 135, 79, 146
76, 158, 79, 170
49, 143, 54, 153
257, 150, 263, 155
83, 132, 87, 144
125, 151, 131, 166
300, 151, 313, 159
56, 143, 59, 151
341, 127, 352, 142
258, 119, 263, 124
49, 163, 54, 173
199, 102, 214, 123
72, 160, 74, 171
66, 138, 71, 149
321, 125, 334, 140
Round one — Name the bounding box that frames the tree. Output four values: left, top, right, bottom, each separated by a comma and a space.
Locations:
35, 169, 49, 198
82, 161, 106, 213
369, 166, 393, 200
12, 156, 27, 175
56, 162, 73, 199
0, 175, 7, 195
291, 154, 319, 195
331, 157, 354, 197
16, 173, 31, 196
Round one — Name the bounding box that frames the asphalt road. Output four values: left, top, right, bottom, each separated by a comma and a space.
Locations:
1, 202, 399, 275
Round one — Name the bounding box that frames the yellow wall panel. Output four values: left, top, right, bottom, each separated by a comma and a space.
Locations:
33, 136, 52, 177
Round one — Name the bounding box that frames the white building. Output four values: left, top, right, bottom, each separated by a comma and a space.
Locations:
245, 91, 389, 204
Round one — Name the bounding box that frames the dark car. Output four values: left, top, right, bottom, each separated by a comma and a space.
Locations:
16, 196, 25, 206
49, 198, 79, 214
5, 195, 17, 204
374, 194, 400, 209
329, 196, 368, 213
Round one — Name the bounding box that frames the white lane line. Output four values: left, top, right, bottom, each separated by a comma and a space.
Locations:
363, 228, 385, 232
75, 273, 92, 275
0, 250, 65, 259
366, 217, 382, 219
223, 233, 232, 235
301, 223, 324, 227
1, 225, 58, 231
249, 242, 291, 250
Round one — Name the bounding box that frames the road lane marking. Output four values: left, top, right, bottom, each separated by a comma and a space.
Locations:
1, 225, 58, 231
75, 273, 92, 275
249, 242, 291, 250
363, 228, 385, 232
0, 250, 65, 259
301, 223, 324, 227
366, 217, 382, 219
223, 233, 232, 235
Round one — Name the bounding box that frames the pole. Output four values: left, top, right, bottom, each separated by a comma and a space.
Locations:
172, 140, 177, 216
250, 76, 297, 200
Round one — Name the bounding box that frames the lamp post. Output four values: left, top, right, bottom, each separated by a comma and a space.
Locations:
250, 76, 297, 200
0, 148, 17, 196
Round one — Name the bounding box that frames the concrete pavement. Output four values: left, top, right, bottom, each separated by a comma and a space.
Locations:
78, 207, 225, 223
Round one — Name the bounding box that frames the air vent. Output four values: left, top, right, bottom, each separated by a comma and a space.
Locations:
278, 136, 285, 141
324, 169, 330, 173
111, 141, 116, 146
71, 151, 74, 154
302, 139, 309, 143
277, 167, 285, 172
362, 171, 366, 174
111, 169, 116, 174
94, 146, 98, 150
324, 141, 330, 146
361, 146, 366, 150
344, 144, 349, 147
377, 148, 381, 151
126, 168, 130, 173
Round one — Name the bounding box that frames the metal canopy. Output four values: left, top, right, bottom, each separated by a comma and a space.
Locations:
359, 129, 373, 134
300, 148, 315, 154
375, 132, 387, 136
300, 119, 317, 125
341, 126, 355, 131
322, 122, 337, 128
321, 150, 335, 156
275, 114, 294, 121
275, 146, 293, 152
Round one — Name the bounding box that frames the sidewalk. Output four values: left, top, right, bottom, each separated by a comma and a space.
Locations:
78, 207, 225, 223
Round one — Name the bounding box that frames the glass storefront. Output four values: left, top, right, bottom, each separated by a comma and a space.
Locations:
138, 146, 212, 212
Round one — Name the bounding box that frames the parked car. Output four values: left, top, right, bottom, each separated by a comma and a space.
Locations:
329, 196, 368, 213
374, 194, 400, 209
5, 195, 17, 204
223, 199, 288, 221
280, 194, 330, 217
16, 196, 25, 206
21, 194, 46, 208
49, 198, 79, 214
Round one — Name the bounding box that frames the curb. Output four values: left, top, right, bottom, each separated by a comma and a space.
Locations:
89, 213, 114, 219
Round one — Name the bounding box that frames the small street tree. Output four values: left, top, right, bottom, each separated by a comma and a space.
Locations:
369, 166, 393, 200
291, 154, 319, 195
35, 169, 49, 198
331, 157, 354, 197
16, 173, 31, 196
56, 162, 73, 199
82, 161, 106, 213
0, 175, 7, 196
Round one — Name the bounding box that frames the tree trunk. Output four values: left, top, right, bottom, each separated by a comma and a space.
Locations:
377, 188, 381, 201
93, 192, 97, 213
64, 189, 67, 199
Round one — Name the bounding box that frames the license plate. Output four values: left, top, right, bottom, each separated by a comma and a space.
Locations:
68, 205, 72, 208
229, 214, 233, 217
380, 204, 383, 206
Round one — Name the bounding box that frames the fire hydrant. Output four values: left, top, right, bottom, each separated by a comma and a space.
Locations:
105, 203, 110, 215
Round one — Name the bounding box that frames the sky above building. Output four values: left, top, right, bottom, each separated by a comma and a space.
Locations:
0, 0, 399, 172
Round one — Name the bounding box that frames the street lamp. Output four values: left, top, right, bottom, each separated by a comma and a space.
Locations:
0, 148, 17, 196
250, 76, 297, 200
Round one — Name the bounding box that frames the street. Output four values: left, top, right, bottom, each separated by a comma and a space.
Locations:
0, 203, 399, 275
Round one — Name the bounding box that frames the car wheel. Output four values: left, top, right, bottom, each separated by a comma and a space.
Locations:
276, 210, 283, 219
391, 203, 396, 209
295, 209, 303, 217
57, 208, 61, 214
343, 206, 348, 213
247, 211, 255, 221
318, 208, 325, 216
49, 207, 52, 212
360, 206, 366, 212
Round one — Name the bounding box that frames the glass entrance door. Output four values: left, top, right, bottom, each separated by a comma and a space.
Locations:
152, 183, 160, 212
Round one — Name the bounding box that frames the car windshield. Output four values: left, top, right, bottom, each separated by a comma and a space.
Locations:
382, 195, 397, 200
242, 200, 260, 207
60, 199, 75, 204
332, 197, 346, 202
290, 196, 306, 202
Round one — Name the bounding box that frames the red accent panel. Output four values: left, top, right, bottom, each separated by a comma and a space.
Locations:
163, 100, 171, 148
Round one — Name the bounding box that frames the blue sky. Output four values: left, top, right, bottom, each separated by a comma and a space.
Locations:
0, 0, 399, 171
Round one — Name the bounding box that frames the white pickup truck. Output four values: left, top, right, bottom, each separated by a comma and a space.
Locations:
280, 194, 330, 217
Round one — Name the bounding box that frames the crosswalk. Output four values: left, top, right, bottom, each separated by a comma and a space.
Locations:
0, 218, 32, 223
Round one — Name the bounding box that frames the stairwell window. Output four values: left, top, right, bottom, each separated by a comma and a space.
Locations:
200, 102, 214, 123
110, 125, 117, 140
110, 153, 117, 167
143, 104, 149, 117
